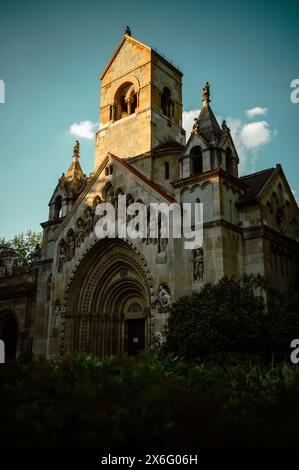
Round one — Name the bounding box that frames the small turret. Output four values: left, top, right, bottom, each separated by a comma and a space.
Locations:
59, 140, 86, 197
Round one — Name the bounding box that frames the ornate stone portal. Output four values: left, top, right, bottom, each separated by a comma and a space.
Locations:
61, 238, 152, 357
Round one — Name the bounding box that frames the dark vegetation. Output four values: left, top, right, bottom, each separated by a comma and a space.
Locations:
0, 275, 298, 449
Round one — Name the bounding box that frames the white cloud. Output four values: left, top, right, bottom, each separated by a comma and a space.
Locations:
69, 120, 98, 140
182, 109, 200, 139
245, 107, 268, 118
240, 121, 272, 150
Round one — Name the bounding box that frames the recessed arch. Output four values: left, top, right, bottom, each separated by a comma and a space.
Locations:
112, 78, 140, 121
190, 183, 201, 193
190, 145, 203, 175
63, 238, 152, 357
53, 195, 62, 219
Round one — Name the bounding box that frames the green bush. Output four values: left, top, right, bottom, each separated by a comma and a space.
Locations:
163, 275, 267, 360
163, 274, 299, 361
1, 352, 299, 449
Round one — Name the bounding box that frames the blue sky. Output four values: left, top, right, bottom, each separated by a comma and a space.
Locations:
0, 0, 298, 239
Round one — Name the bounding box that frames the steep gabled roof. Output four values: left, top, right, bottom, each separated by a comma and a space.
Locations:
100, 33, 151, 80
236, 167, 276, 207
100, 33, 182, 81
195, 104, 222, 144
110, 154, 175, 203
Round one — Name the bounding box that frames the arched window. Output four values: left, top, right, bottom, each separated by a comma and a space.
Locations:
277, 183, 284, 203
190, 146, 203, 175
164, 162, 170, 180
54, 196, 62, 219
225, 148, 233, 174
267, 201, 273, 214
161, 87, 173, 118
114, 82, 137, 121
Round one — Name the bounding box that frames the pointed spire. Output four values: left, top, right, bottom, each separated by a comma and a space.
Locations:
202, 81, 211, 107
60, 140, 85, 196
192, 83, 222, 144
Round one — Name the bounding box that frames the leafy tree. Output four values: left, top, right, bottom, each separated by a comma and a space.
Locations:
0, 230, 42, 268
267, 277, 299, 356
163, 274, 267, 360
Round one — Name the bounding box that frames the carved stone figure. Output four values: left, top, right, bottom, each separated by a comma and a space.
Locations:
54, 302, 61, 316
222, 120, 229, 132
202, 81, 210, 105
159, 236, 168, 253
53, 301, 61, 331
106, 188, 116, 206
193, 247, 204, 281
76, 218, 85, 246
158, 285, 171, 307
68, 233, 76, 260
192, 117, 199, 133
85, 207, 94, 235
74, 140, 80, 157
152, 331, 163, 347
58, 242, 66, 272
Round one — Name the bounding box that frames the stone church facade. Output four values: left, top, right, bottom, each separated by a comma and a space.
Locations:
1, 31, 299, 361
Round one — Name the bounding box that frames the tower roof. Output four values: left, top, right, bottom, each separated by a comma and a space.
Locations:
60, 141, 86, 196
193, 82, 222, 145
100, 30, 182, 81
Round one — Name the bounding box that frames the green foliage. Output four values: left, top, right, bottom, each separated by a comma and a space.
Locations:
1, 230, 42, 267
267, 280, 299, 356
163, 275, 267, 360
1, 352, 299, 449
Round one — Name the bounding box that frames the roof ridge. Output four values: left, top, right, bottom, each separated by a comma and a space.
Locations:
240, 167, 275, 179
110, 154, 175, 203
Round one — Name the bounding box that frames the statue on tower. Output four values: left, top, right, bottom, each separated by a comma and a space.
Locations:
202, 81, 211, 106
73, 140, 80, 158
125, 26, 131, 36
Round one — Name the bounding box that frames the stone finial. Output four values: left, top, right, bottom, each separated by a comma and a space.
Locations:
202, 81, 210, 106
73, 140, 80, 159
222, 120, 230, 132
192, 117, 199, 133
125, 25, 131, 36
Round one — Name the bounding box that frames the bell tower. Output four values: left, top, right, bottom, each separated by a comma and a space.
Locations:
94, 29, 185, 169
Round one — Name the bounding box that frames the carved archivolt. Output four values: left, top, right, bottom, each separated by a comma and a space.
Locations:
63, 237, 152, 315
59, 238, 153, 357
